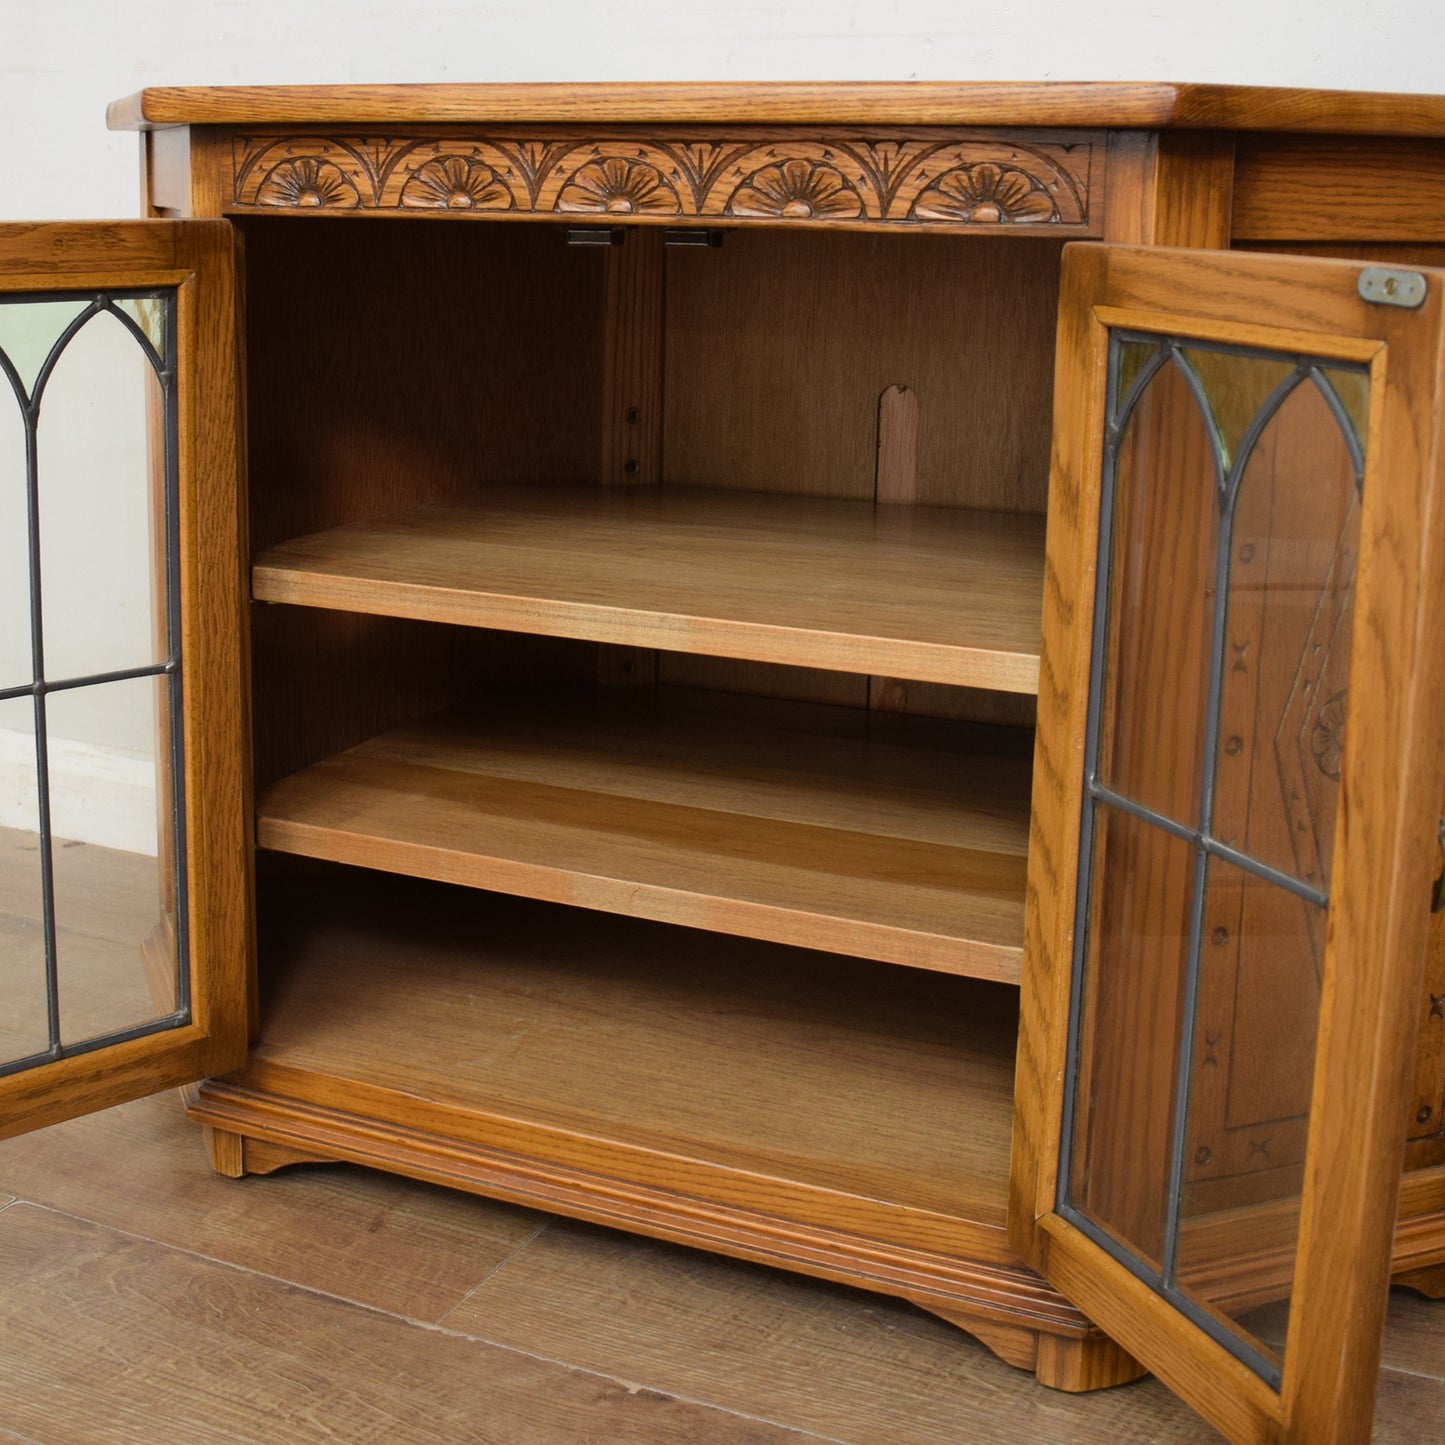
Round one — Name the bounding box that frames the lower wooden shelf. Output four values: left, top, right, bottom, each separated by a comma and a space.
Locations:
193, 866, 1129, 1381
191, 865, 1445, 1389
242, 869, 1018, 1233
256, 685, 1032, 982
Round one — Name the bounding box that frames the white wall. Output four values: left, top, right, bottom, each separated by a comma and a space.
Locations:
6, 0, 1445, 222
2, 0, 1444, 850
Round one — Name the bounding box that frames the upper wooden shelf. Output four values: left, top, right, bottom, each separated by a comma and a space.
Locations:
252, 485, 1046, 693
109, 81, 1445, 137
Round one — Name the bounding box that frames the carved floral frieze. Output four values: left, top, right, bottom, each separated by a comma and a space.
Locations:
230, 131, 1097, 231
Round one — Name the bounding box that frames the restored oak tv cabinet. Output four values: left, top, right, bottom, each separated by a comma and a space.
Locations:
6, 83, 1445, 1442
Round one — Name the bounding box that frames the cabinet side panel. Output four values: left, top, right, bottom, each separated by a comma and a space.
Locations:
241, 218, 607, 785
1232, 136, 1445, 243
1009, 246, 1112, 1267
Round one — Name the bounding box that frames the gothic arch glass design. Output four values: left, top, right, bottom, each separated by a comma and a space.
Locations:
1059, 330, 1369, 1389
0, 290, 187, 1076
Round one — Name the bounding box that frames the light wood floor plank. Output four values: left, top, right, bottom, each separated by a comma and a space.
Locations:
1371, 1367, 1445, 1442
0, 1092, 550, 1324
0, 1204, 813, 1445
445, 1217, 1219, 1444
1378, 1287, 1445, 1382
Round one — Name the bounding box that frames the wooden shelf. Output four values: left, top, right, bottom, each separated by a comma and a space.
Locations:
238, 871, 1020, 1240
256, 687, 1031, 983
251, 485, 1046, 693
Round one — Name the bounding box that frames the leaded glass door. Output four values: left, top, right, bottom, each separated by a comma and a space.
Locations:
1012, 244, 1445, 1444
0, 222, 248, 1136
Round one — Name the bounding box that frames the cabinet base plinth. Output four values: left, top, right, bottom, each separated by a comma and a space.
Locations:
1395, 1261, 1445, 1299
1034, 1332, 1147, 1392
917, 1303, 1144, 1390
203, 1123, 341, 1179
186, 1076, 1132, 1381
202, 1124, 244, 1178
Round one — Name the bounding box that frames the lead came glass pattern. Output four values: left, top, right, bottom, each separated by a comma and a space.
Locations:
1058, 332, 1369, 1390
0, 291, 188, 1077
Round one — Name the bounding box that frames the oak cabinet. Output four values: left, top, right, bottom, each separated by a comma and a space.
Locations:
5, 82, 1445, 1442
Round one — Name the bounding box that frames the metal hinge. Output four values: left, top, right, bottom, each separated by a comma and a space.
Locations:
1358, 267, 1427, 309
663, 229, 724, 248
565, 226, 626, 247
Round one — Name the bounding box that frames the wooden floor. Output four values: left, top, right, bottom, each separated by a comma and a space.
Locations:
1, 842, 1442, 1441
1, 1097, 1443, 1438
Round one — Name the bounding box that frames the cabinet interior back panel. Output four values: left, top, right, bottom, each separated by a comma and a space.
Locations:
241, 216, 608, 550
664, 231, 1063, 512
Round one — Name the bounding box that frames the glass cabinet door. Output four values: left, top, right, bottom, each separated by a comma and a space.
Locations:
1012, 245, 1445, 1444
0, 223, 248, 1137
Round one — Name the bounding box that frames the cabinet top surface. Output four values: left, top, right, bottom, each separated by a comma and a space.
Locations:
107, 80, 1445, 136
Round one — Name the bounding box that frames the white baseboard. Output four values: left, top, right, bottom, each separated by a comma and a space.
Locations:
0, 727, 158, 856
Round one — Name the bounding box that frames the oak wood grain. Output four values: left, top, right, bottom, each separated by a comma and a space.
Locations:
221, 128, 1100, 238
1007, 242, 1112, 1272
252, 484, 1047, 693
1233, 136, 1445, 242
602, 227, 665, 486
1258, 251, 1445, 1444
664, 230, 1061, 513
0, 223, 181, 276
0, 221, 249, 1140
0, 1204, 799, 1444
256, 687, 1031, 981
876, 384, 920, 504
240, 216, 605, 787
1102, 132, 1236, 248
239, 874, 1020, 1232
1016, 243, 1445, 1444
1007, 142, 1238, 1272
172, 218, 253, 1072
105, 82, 1445, 137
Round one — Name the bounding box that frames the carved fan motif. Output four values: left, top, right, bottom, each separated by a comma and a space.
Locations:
728, 159, 864, 219
231, 130, 1097, 232
401, 156, 514, 210
255, 157, 360, 209
912, 161, 1059, 224
557, 158, 682, 215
